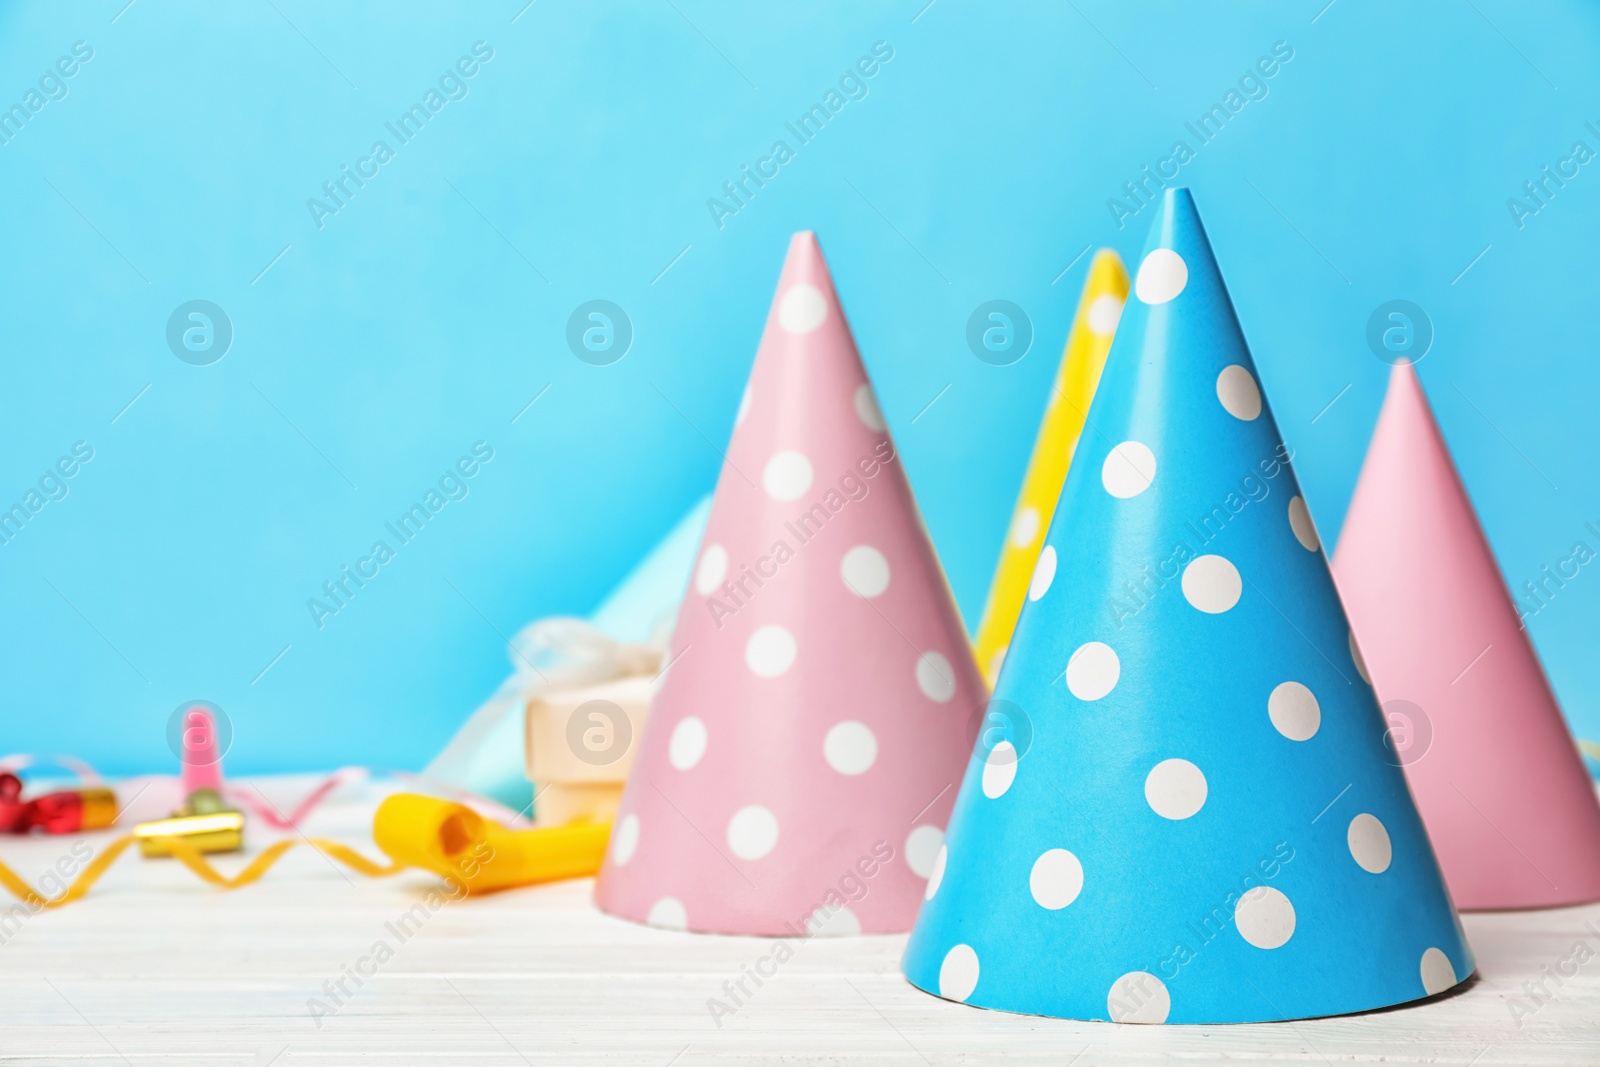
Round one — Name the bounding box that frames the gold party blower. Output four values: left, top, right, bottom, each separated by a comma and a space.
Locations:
135, 705, 244, 857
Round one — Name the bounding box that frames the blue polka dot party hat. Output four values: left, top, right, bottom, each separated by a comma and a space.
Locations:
901, 188, 1473, 1024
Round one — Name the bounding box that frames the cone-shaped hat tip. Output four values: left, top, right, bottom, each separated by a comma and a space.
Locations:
1382, 357, 1428, 413
1087, 248, 1123, 272
783, 230, 826, 276
1159, 186, 1197, 217
1148, 188, 1201, 253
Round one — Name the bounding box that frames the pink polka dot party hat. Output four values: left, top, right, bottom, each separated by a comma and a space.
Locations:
901, 189, 1473, 1023
594, 231, 984, 936
1332, 359, 1600, 910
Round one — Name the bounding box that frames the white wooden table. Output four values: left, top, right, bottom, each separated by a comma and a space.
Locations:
1, 776, 1595, 1065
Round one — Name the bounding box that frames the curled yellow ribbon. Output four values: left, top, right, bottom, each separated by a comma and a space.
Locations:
0, 834, 403, 910
1, 792, 607, 910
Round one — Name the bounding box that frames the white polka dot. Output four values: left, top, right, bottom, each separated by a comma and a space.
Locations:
806, 904, 861, 937
925, 844, 948, 900
1145, 759, 1206, 820
1135, 248, 1187, 304
1087, 294, 1125, 335
763, 450, 813, 501
1028, 545, 1057, 602
938, 944, 980, 1002
982, 741, 1018, 799
906, 825, 943, 879
1216, 364, 1262, 421
1107, 971, 1170, 1024
1182, 555, 1241, 614
735, 384, 751, 425
779, 283, 828, 333
1420, 947, 1457, 996
1102, 441, 1156, 498
1348, 813, 1393, 874
1350, 630, 1371, 684
916, 651, 956, 703
695, 544, 727, 595
1268, 681, 1320, 741
1288, 496, 1320, 551
611, 813, 639, 866
823, 721, 877, 775
745, 625, 796, 678
668, 716, 708, 770
1029, 848, 1084, 910
840, 545, 890, 597
646, 897, 687, 930
1010, 506, 1041, 548
726, 805, 778, 860
854, 383, 886, 431
1235, 886, 1295, 949
1065, 641, 1119, 701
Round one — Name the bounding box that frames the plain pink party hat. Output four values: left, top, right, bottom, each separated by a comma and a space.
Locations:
1332, 359, 1600, 909
594, 232, 983, 936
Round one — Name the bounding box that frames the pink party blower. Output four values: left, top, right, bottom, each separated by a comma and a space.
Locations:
1333, 359, 1600, 909
178, 705, 225, 794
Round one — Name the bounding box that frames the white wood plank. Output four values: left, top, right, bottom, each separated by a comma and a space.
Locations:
0, 775, 1594, 1065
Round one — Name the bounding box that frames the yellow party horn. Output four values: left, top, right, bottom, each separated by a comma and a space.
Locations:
974, 249, 1129, 685
372, 793, 609, 894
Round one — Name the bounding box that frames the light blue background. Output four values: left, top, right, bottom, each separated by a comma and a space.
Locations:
3, 0, 1596, 774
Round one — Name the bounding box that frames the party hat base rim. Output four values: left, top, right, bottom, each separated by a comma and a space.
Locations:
901, 965, 1477, 1026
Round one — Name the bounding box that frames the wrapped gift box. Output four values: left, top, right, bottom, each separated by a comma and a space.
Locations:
525, 674, 654, 826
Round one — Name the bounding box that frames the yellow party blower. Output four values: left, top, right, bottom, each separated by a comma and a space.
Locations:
973, 249, 1129, 686
373, 793, 610, 894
